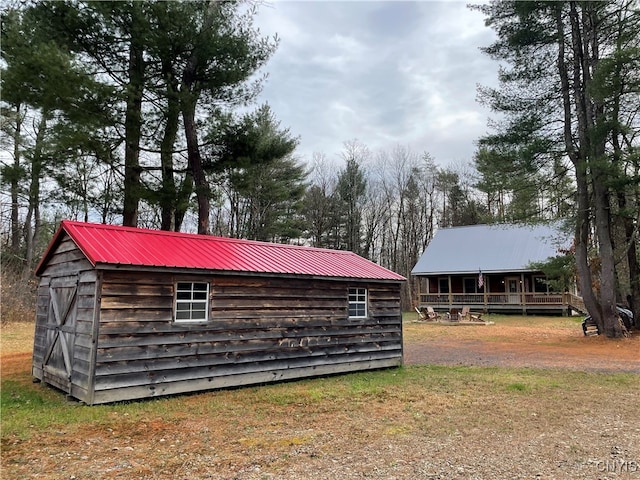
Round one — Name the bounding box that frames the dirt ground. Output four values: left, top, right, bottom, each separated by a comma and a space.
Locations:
2, 318, 640, 480
403, 317, 640, 373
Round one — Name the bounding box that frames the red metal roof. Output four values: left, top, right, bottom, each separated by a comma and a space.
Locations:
36, 220, 405, 281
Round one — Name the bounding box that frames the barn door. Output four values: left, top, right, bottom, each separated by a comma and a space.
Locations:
42, 279, 78, 390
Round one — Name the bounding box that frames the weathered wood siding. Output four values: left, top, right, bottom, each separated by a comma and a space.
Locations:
32, 234, 100, 403
93, 271, 402, 404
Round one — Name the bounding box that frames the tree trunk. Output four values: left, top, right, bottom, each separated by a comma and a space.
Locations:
609, 5, 639, 328
178, 0, 221, 235
182, 100, 210, 235
561, 1, 624, 337
574, 169, 603, 325
23, 112, 49, 278
579, 3, 623, 337
122, 10, 145, 228
619, 189, 640, 327
159, 65, 180, 231
628, 194, 640, 327
592, 175, 622, 337
556, 4, 603, 327
174, 170, 193, 233
10, 103, 23, 255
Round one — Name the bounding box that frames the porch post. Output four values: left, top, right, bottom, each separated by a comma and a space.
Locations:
484, 275, 488, 311
521, 272, 526, 315
424, 277, 428, 307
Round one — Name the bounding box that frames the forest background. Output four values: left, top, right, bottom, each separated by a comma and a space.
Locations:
1, 1, 639, 337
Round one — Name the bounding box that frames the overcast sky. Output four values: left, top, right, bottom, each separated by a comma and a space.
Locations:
251, 0, 499, 168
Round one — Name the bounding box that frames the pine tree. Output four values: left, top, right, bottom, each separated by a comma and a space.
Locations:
336, 143, 368, 254
472, 0, 640, 337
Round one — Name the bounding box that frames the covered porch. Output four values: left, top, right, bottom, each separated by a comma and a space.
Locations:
415, 272, 584, 316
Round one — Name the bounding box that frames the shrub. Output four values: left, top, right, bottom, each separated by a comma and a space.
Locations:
1, 269, 37, 324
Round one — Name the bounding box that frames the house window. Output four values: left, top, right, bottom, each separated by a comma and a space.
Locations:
348, 287, 367, 318
533, 276, 548, 293
464, 277, 476, 294
438, 278, 449, 294
175, 282, 209, 322
464, 277, 485, 294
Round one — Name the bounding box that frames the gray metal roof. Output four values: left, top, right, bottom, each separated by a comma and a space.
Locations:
411, 224, 566, 275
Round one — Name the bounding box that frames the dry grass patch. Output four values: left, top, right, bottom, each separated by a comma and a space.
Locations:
2, 319, 640, 479
403, 313, 640, 373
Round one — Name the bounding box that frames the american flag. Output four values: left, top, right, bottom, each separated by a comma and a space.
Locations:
478, 270, 484, 289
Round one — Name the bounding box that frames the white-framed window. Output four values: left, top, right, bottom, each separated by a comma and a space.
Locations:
174, 282, 209, 322
348, 287, 367, 318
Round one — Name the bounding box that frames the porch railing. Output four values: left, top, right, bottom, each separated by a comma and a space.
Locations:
565, 292, 587, 314
418, 292, 566, 307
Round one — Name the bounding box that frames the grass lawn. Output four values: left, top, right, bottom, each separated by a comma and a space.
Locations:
2, 317, 639, 479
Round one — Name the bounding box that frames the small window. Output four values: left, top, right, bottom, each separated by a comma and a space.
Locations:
175, 282, 209, 322
348, 287, 367, 318
463, 277, 476, 294
463, 276, 484, 293
533, 276, 548, 293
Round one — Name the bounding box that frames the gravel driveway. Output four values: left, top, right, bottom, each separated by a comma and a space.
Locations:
403, 338, 640, 373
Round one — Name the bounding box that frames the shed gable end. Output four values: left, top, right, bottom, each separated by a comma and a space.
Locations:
32, 234, 100, 404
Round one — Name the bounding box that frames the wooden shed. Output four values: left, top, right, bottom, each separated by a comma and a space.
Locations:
32, 220, 405, 404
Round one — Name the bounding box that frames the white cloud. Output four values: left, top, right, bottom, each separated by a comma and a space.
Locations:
252, 0, 499, 166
